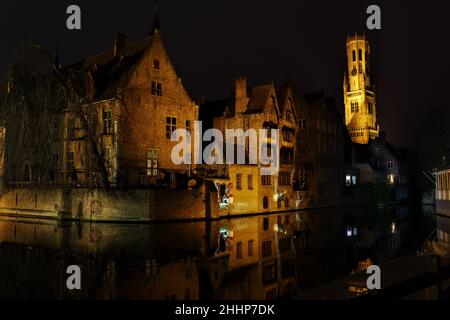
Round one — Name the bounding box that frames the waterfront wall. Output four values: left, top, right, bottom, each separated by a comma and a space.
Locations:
0, 185, 209, 222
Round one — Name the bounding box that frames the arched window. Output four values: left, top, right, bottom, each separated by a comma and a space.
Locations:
352, 50, 356, 62
263, 196, 269, 209
358, 49, 363, 61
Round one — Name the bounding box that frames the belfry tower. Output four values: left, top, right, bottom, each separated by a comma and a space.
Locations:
343, 34, 379, 144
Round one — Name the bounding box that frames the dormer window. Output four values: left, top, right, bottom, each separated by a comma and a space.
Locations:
153, 59, 160, 70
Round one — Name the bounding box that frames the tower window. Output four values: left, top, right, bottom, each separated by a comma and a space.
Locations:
358, 49, 363, 61
368, 102, 373, 114
351, 102, 359, 113
352, 50, 356, 62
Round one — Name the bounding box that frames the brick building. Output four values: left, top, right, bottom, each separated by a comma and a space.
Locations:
199, 78, 297, 215
294, 90, 346, 208
1, 8, 199, 189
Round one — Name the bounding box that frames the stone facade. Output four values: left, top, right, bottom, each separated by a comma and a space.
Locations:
343, 35, 379, 144
294, 91, 345, 208
61, 30, 199, 187
200, 78, 297, 215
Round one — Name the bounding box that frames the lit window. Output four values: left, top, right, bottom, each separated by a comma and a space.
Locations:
347, 227, 353, 237
391, 222, 397, 234
151, 81, 162, 96
388, 174, 395, 184
387, 161, 395, 169
345, 175, 351, 187
352, 176, 357, 185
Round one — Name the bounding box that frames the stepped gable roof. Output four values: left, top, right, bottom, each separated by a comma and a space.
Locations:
63, 35, 157, 100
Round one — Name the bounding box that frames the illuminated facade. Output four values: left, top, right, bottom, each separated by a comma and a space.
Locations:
343, 35, 379, 144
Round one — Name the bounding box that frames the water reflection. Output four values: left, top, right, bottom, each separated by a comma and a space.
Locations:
0, 205, 435, 300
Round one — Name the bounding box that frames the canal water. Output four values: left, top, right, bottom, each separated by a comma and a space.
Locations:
0, 205, 436, 299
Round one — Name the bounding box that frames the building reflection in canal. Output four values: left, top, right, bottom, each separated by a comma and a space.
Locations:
0, 205, 435, 300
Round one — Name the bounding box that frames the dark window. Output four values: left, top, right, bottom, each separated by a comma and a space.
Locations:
236, 173, 242, 190
262, 264, 277, 285
247, 174, 253, 189
279, 237, 291, 253
263, 217, 269, 230
166, 117, 177, 139
262, 175, 271, 186
352, 50, 356, 62
262, 241, 272, 258
358, 49, 363, 61
103, 110, 112, 134
281, 259, 296, 278
185, 120, 191, 132
153, 59, 160, 70
236, 242, 243, 259
151, 81, 163, 96
67, 118, 75, 140
248, 240, 254, 256
263, 196, 269, 209
299, 119, 306, 129
52, 153, 59, 171
53, 121, 59, 141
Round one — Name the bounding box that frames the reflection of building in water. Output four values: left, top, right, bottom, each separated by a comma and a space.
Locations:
0, 207, 386, 300
200, 212, 298, 299
294, 208, 347, 292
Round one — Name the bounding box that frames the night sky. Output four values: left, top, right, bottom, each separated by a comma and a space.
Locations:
0, 0, 449, 147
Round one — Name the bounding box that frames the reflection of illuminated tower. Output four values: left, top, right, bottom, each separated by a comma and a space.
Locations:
343, 34, 379, 144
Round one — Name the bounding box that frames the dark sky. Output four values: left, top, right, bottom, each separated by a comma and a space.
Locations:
0, 0, 449, 147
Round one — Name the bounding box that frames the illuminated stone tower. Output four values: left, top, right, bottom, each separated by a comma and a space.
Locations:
343, 34, 379, 144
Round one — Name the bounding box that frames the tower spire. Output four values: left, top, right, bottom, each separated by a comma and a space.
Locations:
150, 0, 161, 35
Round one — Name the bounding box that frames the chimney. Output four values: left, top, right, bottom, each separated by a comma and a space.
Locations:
235, 76, 249, 114
113, 33, 126, 57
